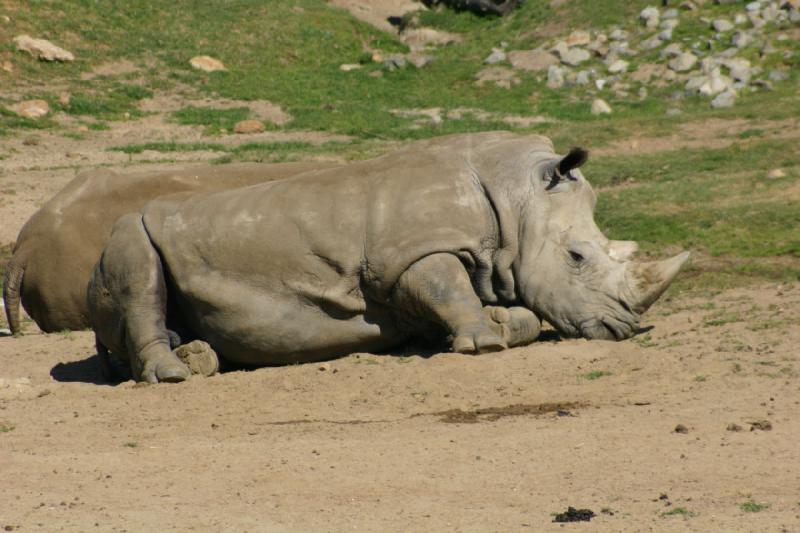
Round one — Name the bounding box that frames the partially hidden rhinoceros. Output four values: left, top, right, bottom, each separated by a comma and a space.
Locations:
3, 161, 338, 335
88, 132, 689, 383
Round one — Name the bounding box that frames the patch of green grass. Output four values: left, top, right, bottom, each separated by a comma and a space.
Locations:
0, 424, 15, 433
123, 442, 139, 448
172, 106, 252, 134
694, 375, 707, 382
703, 312, 744, 327
582, 370, 612, 381
64, 83, 151, 121
109, 141, 227, 154
661, 507, 697, 518
740, 501, 769, 513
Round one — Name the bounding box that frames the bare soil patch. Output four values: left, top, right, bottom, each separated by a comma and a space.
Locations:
1, 283, 798, 531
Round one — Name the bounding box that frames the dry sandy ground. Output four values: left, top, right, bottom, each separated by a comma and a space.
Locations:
1, 283, 799, 531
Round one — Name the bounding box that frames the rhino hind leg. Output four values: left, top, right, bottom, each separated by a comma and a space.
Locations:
88, 213, 191, 383
393, 253, 507, 354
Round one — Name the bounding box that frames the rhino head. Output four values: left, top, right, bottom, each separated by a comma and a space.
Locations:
476, 138, 689, 341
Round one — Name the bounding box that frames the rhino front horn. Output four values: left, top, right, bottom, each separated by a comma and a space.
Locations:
629, 251, 691, 314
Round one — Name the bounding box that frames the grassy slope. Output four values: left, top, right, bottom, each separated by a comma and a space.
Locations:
1, 0, 799, 290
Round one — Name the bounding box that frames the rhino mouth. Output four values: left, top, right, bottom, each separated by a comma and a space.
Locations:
578, 315, 639, 341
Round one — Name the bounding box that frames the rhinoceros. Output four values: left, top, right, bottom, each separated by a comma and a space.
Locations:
3, 161, 337, 335
88, 132, 688, 383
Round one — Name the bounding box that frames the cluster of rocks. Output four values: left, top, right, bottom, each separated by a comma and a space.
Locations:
477, 0, 798, 113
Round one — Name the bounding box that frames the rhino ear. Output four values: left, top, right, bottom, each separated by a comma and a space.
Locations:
556, 147, 589, 177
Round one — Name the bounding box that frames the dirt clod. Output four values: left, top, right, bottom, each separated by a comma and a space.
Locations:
749, 420, 772, 431
674, 424, 689, 434
553, 507, 595, 523
727, 423, 743, 432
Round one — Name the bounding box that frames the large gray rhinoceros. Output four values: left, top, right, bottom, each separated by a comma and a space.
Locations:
3, 161, 337, 335
88, 132, 689, 383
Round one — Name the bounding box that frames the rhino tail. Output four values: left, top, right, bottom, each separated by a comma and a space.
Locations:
3, 254, 25, 336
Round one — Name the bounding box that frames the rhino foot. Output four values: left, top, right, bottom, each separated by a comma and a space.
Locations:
452, 327, 508, 354
174, 340, 219, 377
484, 306, 542, 348
133, 342, 191, 383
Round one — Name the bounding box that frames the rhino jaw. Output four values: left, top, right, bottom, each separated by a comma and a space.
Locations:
628, 251, 691, 315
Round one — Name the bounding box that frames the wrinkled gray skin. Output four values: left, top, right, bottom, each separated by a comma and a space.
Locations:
88, 132, 689, 383
3, 162, 337, 335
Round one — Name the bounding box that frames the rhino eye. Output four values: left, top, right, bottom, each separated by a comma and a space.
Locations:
569, 250, 585, 263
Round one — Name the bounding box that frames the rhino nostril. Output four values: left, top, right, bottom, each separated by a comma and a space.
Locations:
618, 299, 633, 314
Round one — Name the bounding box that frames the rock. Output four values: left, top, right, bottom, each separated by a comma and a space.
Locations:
189, 55, 226, 72
686, 74, 709, 92
748, 12, 766, 27
640, 6, 661, 28
565, 30, 591, 47
712, 18, 734, 31
547, 65, 566, 88
339, 63, 362, 72
660, 43, 683, 58
575, 69, 593, 85
668, 52, 698, 72
658, 28, 674, 41
382, 56, 407, 70
484, 48, 507, 65
560, 47, 591, 66
609, 29, 628, 41
595, 79, 607, 90
680, 1, 698, 9
550, 40, 569, 58
57, 93, 71, 107
409, 54, 432, 69
660, 19, 680, 30
726, 423, 743, 432
508, 49, 557, 71
233, 119, 265, 134
735, 13, 748, 24
767, 168, 786, 179
2, 61, 13, 73
746, 1, 762, 11
591, 98, 612, 115
748, 419, 772, 431
474, 67, 519, 88
663, 8, 680, 18
768, 70, 789, 81
723, 58, 752, 82
711, 89, 736, 108
14, 99, 50, 119
641, 36, 663, 50
699, 73, 732, 95
732, 30, 754, 48
607, 59, 628, 73
13, 35, 74, 61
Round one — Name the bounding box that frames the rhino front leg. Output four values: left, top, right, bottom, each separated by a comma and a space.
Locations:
393, 253, 507, 354
88, 214, 191, 383
483, 306, 542, 347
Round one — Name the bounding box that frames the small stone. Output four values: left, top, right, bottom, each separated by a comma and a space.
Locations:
565, 30, 591, 47
660, 43, 683, 58
13, 34, 74, 61
14, 99, 50, 119
660, 18, 680, 30
508, 49, 558, 71
674, 424, 689, 434
474, 66, 519, 88
591, 98, 612, 115
550, 40, 569, 58
57, 93, 71, 107
680, 1, 697, 9
574, 69, 593, 85
641, 36, 663, 50
767, 169, 786, 179
748, 12, 766, 27
699, 73, 732, 95
640, 6, 661, 28
382, 57, 407, 70
546, 65, 565, 88
189, 55, 226, 72
595, 79, 607, 90
668, 52, 698, 72
663, 8, 680, 18
726, 423, 743, 431
484, 48, 507, 65
609, 29, 628, 41
233, 119, 265, 134
561, 47, 591, 66
607, 59, 629, 73
749, 419, 772, 431
339, 63, 361, 72
735, 13, 748, 24
712, 18, 734, 31
658, 29, 674, 41
732, 31, 754, 48
711, 89, 736, 108
2, 61, 12, 73
768, 70, 789, 81
746, 1, 762, 11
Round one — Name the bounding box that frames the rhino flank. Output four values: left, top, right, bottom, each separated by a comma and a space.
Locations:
3, 161, 338, 335
88, 132, 689, 383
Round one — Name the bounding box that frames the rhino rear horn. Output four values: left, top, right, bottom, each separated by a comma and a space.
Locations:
557, 147, 589, 178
